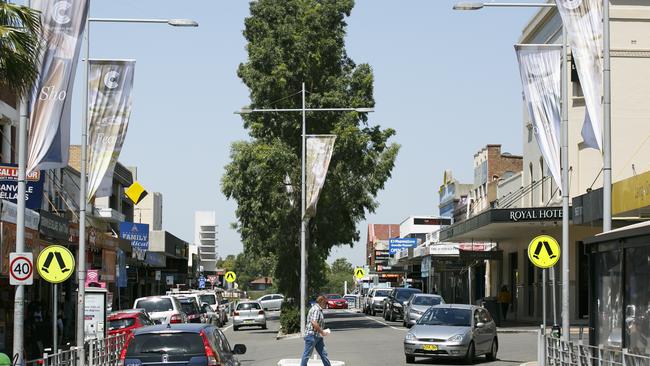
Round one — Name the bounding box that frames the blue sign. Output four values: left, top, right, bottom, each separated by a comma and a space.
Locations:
0, 164, 44, 210
119, 222, 150, 250
389, 238, 418, 254
198, 276, 206, 289
117, 249, 128, 288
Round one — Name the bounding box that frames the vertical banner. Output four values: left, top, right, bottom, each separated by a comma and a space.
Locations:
555, 0, 603, 150
86, 60, 136, 201
515, 45, 562, 189
305, 135, 336, 218
27, 0, 89, 174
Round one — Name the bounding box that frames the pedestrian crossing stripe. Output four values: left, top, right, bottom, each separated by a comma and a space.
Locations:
354, 267, 366, 280
225, 271, 236, 283
37, 245, 75, 284
527, 235, 561, 269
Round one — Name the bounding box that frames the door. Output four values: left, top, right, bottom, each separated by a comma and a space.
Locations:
474, 309, 492, 353
272, 295, 283, 310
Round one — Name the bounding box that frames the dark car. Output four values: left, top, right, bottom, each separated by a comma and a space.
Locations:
384, 288, 422, 322
178, 297, 203, 323
120, 323, 246, 366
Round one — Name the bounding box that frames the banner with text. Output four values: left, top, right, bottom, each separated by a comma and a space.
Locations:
119, 222, 149, 250
389, 238, 418, 255
305, 135, 336, 218
87, 60, 136, 200
515, 45, 562, 189
0, 164, 44, 210
556, 0, 603, 150
27, 0, 89, 174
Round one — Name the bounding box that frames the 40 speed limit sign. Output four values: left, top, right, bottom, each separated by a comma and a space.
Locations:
10, 252, 33, 285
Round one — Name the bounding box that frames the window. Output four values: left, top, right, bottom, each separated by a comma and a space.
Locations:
108, 317, 135, 331
237, 302, 261, 311
594, 250, 621, 347
135, 298, 174, 313
126, 333, 205, 357
624, 246, 650, 354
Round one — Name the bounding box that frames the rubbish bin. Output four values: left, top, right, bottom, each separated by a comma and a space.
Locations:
479, 296, 502, 327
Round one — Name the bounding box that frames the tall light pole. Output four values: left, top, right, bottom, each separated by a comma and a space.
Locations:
76, 14, 197, 363
602, 0, 612, 232
453, 0, 571, 340
236, 83, 372, 335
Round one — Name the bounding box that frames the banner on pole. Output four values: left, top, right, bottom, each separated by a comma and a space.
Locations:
86, 60, 136, 201
27, 0, 89, 174
305, 135, 336, 219
515, 45, 563, 189
555, 0, 603, 150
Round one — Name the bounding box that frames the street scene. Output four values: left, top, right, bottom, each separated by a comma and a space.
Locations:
1, 0, 650, 365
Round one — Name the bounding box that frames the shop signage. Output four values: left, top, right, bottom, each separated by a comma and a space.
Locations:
0, 164, 44, 210
144, 252, 166, 268
374, 240, 389, 251
39, 210, 69, 241
421, 256, 431, 278
500, 208, 563, 222
119, 222, 149, 250
389, 238, 418, 254
1, 201, 40, 230
459, 249, 503, 262
376, 265, 392, 271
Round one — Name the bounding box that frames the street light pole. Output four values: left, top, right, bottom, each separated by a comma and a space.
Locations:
602, 0, 612, 232
236, 86, 373, 335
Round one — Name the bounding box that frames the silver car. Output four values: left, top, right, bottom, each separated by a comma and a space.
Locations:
258, 294, 284, 311
368, 288, 392, 316
404, 304, 498, 364
403, 294, 445, 328
233, 301, 267, 331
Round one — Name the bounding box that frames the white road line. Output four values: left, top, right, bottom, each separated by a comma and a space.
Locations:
221, 324, 233, 332
345, 310, 406, 331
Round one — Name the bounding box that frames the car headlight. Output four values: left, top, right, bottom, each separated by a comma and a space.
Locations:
448, 334, 464, 342
405, 332, 416, 341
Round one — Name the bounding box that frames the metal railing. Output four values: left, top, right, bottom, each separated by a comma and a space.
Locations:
25, 333, 127, 366
541, 332, 650, 366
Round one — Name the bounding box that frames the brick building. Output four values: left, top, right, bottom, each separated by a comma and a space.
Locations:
470, 144, 523, 215
366, 223, 399, 271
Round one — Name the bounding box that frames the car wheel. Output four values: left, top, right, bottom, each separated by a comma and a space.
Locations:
233, 326, 239, 331
486, 338, 498, 361
262, 324, 267, 330
405, 355, 415, 364
464, 342, 475, 365
389, 310, 395, 322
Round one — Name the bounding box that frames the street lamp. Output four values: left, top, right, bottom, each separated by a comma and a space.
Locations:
235, 82, 372, 335
453, 0, 572, 341
75, 15, 198, 362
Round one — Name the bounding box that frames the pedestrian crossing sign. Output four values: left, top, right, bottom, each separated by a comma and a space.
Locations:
225, 271, 236, 283
354, 267, 366, 280
527, 235, 561, 269
37, 245, 75, 283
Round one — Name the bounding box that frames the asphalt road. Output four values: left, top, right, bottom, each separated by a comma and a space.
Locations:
222, 309, 538, 366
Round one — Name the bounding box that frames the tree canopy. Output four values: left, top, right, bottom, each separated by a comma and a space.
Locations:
222, 0, 399, 300
0, 1, 41, 95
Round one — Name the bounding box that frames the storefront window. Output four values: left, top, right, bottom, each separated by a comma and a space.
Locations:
625, 246, 650, 355
594, 250, 622, 348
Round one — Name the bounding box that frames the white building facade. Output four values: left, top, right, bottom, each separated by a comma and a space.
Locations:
194, 211, 218, 274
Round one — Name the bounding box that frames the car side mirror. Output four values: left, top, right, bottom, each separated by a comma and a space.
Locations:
476, 322, 485, 329
233, 344, 247, 355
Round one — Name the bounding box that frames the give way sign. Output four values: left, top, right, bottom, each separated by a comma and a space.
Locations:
10, 252, 33, 285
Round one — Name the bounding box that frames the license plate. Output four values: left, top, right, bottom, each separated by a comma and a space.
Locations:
245, 320, 254, 323
423, 344, 438, 351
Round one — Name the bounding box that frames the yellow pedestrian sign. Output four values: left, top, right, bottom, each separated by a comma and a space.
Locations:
37, 245, 75, 284
354, 267, 366, 280
527, 235, 561, 269
225, 271, 237, 283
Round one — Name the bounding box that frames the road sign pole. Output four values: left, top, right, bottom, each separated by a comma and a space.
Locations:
542, 269, 547, 331
53, 283, 58, 353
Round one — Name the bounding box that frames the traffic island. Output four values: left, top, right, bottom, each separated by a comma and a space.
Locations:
278, 359, 345, 366
276, 330, 302, 340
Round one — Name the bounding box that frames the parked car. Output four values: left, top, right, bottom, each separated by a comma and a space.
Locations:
133, 296, 187, 324
343, 294, 360, 309
383, 288, 422, 321
198, 289, 228, 326
200, 303, 219, 325
176, 296, 204, 323
233, 301, 267, 331
108, 311, 154, 337
403, 304, 498, 364
368, 288, 392, 316
363, 288, 376, 314
324, 294, 348, 309
403, 294, 445, 328
257, 294, 284, 311
120, 323, 246, 366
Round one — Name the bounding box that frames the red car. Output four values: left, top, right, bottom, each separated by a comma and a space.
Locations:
325, 294, 348, 309
107, 310, 154, 337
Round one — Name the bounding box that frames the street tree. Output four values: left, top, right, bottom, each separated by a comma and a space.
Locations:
222, 0, 399, 301
0, 1, 41, 95
323, 258, 354, 294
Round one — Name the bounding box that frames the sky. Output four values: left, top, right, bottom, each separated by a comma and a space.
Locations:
57, 0, 539, 268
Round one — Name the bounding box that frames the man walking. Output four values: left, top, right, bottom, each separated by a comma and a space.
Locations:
300, 296, 331, 366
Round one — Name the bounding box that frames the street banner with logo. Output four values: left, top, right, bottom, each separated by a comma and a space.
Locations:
515, 45, 562, 189
305, 135, 336, 218
86, 60, 136, 200
0, 164, 44, 210
27, 0, 89, 174
555, 0, 603, 150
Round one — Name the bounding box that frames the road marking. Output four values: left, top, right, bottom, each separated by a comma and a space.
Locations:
222, 324, 233, 332
345, 310, 406, 331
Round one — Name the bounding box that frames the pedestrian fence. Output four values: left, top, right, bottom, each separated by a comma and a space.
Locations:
24, 333, 127, 366
540, 330, 650, 366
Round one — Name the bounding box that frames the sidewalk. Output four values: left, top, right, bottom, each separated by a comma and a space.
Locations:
497, 320, 590, 336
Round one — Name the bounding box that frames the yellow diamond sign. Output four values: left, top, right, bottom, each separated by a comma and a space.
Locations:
125, 181, 148, 205
354, 267, 366, 280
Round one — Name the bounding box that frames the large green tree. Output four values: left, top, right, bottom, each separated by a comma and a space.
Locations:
0, 1, 41, 95
222, 0, 399, 301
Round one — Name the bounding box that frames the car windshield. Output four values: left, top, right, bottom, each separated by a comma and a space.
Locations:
179, 300, 199, 315
418, 308, 471, 327
200, 294, 216, 305
375, 290, 391, 297
108, 318, 135, 331
136, 298, 173, 313
396, 290, 420, 301
327, 295, 341, 299
126, 333, 205, 356
412, 296, 442, 306
237, 302, 261, 310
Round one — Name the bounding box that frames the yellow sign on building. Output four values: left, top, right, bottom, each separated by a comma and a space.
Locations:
37, 245, 75, 283
527, 235, 560, 269
613, 170, 650, 216
125, 181, 148, 205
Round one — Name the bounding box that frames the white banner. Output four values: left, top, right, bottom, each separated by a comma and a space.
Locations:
27, 0, 89, 174
515, 45, 562, 189
305, 135, 336, 219
86, 60, 136, 201
555, 0, 603, 150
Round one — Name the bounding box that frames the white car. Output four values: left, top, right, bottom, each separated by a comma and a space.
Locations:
133, 296, 187, 324
258, 294, 284, 311
233, 301, 267, 331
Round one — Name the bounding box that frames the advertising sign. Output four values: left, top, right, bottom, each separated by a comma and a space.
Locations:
389, 238, 418, 255
0, 164, 44, 210
119, 222, 149, 250
84, 289, 107, 341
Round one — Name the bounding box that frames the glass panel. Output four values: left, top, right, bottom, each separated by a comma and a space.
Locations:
625, 246, 650, 355
237, 302, 261, 310
594, 250, 622, 348
127, 333, 204, 356
135, 298, 174, 313
108, 318, 135, 331
418, 307, 471, 327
